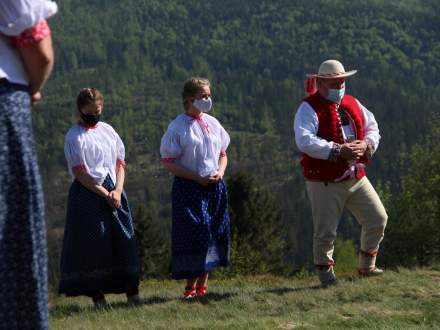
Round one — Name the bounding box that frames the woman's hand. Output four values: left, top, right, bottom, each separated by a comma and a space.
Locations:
31, 91, 42, 105
209, 170, 224, 183
196, 175, 213, 186
197, 171, 225, 185
107, 189, 122, 209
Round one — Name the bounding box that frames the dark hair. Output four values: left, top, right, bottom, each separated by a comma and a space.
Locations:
182, 77, 210, 110
76, 88, 104, 111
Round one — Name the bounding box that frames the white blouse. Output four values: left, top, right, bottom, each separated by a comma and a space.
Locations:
160, 113, 230, 177
64, 122, 125, 185
294, 99, 380, 160
0, 0, 58, 85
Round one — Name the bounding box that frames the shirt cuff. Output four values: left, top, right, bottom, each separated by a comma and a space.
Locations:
72, 164, 87, 173
117, 159, 126, 168
161, 157, 176, 163
364, 138, 376, 159
219, 150, 227, 158
328, 143, 342, 161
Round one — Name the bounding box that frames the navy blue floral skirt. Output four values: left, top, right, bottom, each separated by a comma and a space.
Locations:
58, 175, 139, 296
0, 80, 48, 329
171, 177, 230, 279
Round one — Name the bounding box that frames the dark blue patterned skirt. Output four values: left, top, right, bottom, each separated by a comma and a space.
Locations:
58, 175, 139, 296
171, 177, 230, 279
0, 80, 48, 329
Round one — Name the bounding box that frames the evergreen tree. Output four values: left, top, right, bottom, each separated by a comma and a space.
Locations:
134, 205, 169, 278
218, 173, 289, 276
381, 114, 440, 267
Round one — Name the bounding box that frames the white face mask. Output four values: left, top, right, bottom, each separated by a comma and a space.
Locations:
193, 97, 213, 112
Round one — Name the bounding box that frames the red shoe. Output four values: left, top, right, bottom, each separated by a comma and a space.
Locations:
183, 285, 196, 299
196, 286, 208, 297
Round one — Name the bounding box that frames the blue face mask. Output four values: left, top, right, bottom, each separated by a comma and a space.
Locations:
325, 86, 345, 104
193, 97, 213, 112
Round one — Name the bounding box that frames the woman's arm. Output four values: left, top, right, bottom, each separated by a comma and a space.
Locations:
162, 161, 211, 186
217, 154, 227, 178
108, 164, 125, 209
73, 170, 109, 199
18, 34, 54, 96
114, 164, 125, 193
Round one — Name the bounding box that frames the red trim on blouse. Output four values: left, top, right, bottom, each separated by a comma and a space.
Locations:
186, 113, 210, 133
11, 19, 51, 48
117, 159, 126, 168
116, 159, 126, 175
186, 112, 203, 119
72, 164, 87, 173
78, 120, 98, 129
161, 158, 176, 163
219, 151, 227, 158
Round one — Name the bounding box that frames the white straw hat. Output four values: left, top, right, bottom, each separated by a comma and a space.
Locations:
307, 59, 357, 79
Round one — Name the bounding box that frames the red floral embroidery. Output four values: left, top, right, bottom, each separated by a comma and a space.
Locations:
11, 19, 51, 48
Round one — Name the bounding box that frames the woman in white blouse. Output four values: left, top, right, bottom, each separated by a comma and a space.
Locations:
0, 1, 56, 328
58, 88, 140, 307
160, 77, 231, 299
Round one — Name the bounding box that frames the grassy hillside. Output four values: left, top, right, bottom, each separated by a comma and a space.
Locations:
41, 0, 440, 284
50, 266, 440, 329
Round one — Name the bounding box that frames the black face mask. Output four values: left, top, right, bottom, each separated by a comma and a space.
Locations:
80, 112, 100, 126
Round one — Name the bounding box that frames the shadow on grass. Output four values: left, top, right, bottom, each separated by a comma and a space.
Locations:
261, 284, 322, 295
259, 275, 363, 296
181, 291, 237, 304
110, 295, 171, 308
50, 295, 171, 317
50, 303, 86, 318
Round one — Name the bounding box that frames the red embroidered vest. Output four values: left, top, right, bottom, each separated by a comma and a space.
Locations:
300, 92, 368, 181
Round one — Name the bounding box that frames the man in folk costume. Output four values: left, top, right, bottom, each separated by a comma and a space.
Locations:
294, 59, 388, 287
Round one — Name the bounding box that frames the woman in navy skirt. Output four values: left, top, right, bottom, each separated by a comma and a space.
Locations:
0, 1, 57, 329
58, 88, 140, 307
160, 77, 231, 298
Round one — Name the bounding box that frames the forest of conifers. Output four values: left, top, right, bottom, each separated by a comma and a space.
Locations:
35, 0, 440, 283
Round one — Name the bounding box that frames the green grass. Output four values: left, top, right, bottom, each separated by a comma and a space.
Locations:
50, 267, 440, 329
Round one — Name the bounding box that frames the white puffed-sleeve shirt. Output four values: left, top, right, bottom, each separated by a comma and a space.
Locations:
294, 99, 380, 160
0, 0, 58, 85
64, 122, 125, 185
160, 113, 230, 177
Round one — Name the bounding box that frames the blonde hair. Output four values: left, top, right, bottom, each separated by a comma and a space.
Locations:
182, 77, 210, 110
76, 87, 104, 111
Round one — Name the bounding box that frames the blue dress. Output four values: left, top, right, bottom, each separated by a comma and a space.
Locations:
0, 80, 48, 329
58, 175, 139, 296
171, 177, 230, 279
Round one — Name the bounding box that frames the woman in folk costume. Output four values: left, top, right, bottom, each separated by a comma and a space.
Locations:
59, 88, 140, 307
160, 77, 231, 299
294, 60, 388, 287
0, 1, 57, 328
